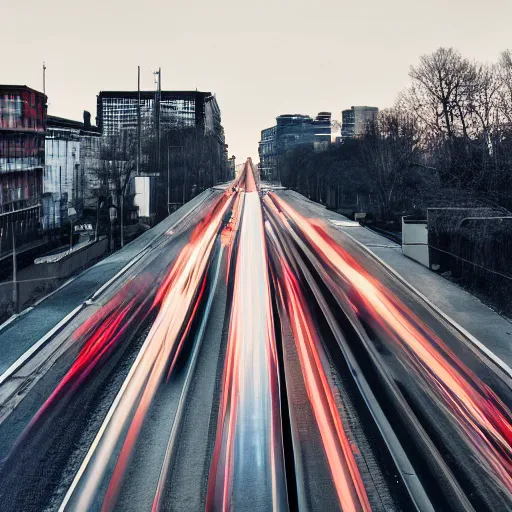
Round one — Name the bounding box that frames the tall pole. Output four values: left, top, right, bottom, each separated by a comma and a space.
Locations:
70, 218, 73, 252
157, 68, 161, 177
182, 146, 186, 205
95, 196, 100, 242
12, 224, 17, 313
43, 62, 46, 95
110, 217, 113, 253
137, 66, 141, 176
120, 191, 124, 247
59, 165, 62, 227
167, 147, 170, 215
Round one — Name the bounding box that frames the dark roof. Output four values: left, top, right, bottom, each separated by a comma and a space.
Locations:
47, 115, 101, 135
0, 85, 47, 99
98, 90, 212, 100
47, 115, 83, 130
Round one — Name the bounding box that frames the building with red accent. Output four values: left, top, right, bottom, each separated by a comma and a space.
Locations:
0, 85, 47, 254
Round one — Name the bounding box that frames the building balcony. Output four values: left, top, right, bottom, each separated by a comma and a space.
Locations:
0, 196, 41, 216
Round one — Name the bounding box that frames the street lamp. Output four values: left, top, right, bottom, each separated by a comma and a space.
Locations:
68, 207, 77, 253
11, 221, 17, 313
109, 206, 117, 253
168, 145, 182, 215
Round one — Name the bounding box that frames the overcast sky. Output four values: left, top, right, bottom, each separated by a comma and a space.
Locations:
2, 0, 511, 162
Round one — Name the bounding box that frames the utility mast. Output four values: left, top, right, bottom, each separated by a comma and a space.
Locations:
137, 66, 141, 176
43, 62, 46, 95
153, 68, 161, 176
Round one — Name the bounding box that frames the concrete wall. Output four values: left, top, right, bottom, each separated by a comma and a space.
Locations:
0, 238, 108, 314
402, 217, 429, 267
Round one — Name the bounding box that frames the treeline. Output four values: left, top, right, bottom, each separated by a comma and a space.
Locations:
280, 47, 512, 221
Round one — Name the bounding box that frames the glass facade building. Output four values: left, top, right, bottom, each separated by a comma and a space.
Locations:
341, 106, 378, 138
259, 112, 332, 182
97, 90, 217, 136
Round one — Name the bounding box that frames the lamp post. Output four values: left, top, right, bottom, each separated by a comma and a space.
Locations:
68, 207, 77, 253
11, 222, 17, 313
167, 145, 182, 215
109, 206, 117, 253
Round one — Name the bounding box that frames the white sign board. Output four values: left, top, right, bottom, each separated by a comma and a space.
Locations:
134, 176, 151, 218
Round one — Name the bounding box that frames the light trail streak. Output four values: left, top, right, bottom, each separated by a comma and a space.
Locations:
7, 276, 154, 454
265, 220, 372, 512
151, 245, 225, 512
60, 192, 234, 511
267, 192, 512, 500
206, 165, 288, 511
6, 196, 230, 459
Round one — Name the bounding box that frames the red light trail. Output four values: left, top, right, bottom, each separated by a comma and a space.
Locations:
2, 161, 510, 512
266, 191, 512, 502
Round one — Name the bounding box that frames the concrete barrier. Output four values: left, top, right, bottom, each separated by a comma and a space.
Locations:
0, 238, 108, 314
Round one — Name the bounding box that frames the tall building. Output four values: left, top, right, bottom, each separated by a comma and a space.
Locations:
228, 155, 236, 179
275, 114, 313, 152
43, 113, 102, 228
311, 112, 332, 150
341, 106, 378, 138
79, 112, 102, 210
98, 90, 227, 219
97, 90, 221, 136
258, 125, 277, 181
96, 90, 226, 177
259, 112, 332, 181
0, 85, 47, 253
44, 116, 82, 229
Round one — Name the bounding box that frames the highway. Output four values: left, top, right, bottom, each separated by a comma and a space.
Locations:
0, 160, 510, 512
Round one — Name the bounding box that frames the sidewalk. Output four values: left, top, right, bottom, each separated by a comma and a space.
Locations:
280, 190, 512, 368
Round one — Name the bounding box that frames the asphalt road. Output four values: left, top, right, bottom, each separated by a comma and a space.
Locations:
0, 162, 510, 512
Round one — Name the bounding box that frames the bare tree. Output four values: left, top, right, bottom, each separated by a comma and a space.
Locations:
360, 108, 420, 219
497, 49, 512, 125
406, 47, 476, 139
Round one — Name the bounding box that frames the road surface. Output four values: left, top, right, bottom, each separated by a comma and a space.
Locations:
0, 160, 510, 512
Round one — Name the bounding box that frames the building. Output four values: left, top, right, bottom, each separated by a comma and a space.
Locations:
275, 114, 313, 152
43, 116, 82, 229
79, 111, 102, 211
228, 155, 236, 179
96, 89, 226, 178
0, 85, 47, 254
258, 112, 333, 181
42, 112, 103, 229
97, 90, 227, 219
341, 106, 378, 138
258, 126, 277, 181
311, 112, 332, 150
97, 90, 222, 137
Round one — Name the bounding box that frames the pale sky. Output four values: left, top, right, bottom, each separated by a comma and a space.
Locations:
2, 0, 511, 162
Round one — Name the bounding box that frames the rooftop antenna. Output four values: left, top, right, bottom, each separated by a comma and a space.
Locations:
153, 68, 161, 176
137, 65, 141, 176
43, 62, 46, 95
